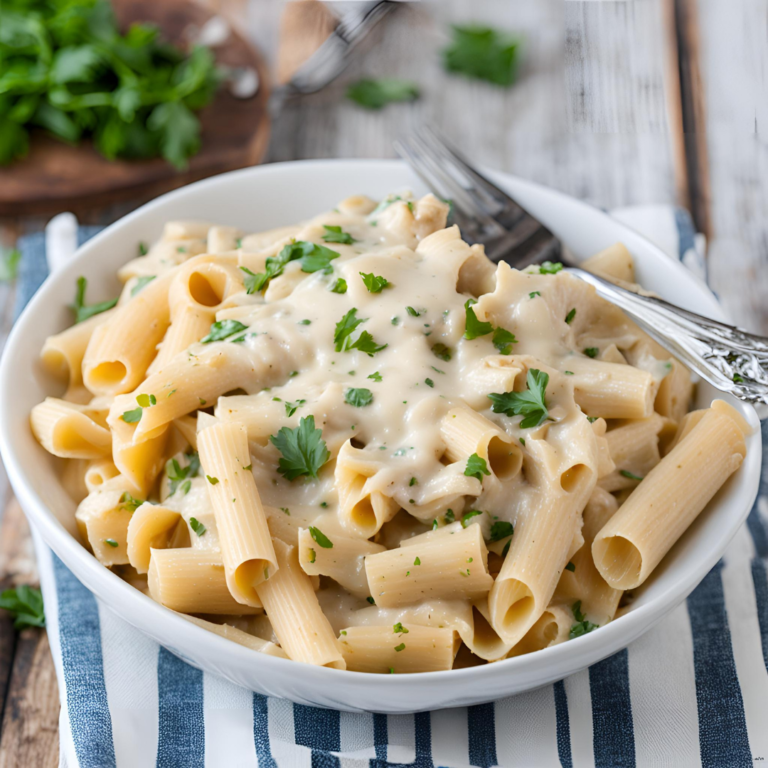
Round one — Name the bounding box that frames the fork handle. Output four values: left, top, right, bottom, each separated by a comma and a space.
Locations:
568, 267, 768, 406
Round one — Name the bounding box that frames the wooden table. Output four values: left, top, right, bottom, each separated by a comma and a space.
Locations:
0, 0, 766, 762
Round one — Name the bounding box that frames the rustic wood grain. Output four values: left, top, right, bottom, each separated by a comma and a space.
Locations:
0, 0, 271, 218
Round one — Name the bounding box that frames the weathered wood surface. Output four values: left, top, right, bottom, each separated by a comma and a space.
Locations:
0, 0, 766, 763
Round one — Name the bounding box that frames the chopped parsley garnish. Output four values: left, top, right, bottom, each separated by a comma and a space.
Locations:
406, 306, 422, 317
309, 548, 316, 564
464, 454, 491, 482
409, 477, 418, 486
565, 562, 576, 572
345, 388, 374, 407
322, 225, 355, 245
539, 261, 563, 274
206, 475, 219, 485
104, 538, 119, 548
444, 509, 456, 524
432, 519, 439, 530
414, 557, 421, 565
333, 309, 387, 356
519, 437, 525, 446
131, 275, 156, 297
280, 507, 290, 515
368, 371, 383, 382
492, 327, 517, 355
346, 79, 420, 109
0, 585, 45, 629
502, 539, 512, 557
442, 24, 520, 86
330, 278, 348, 294
570, 600, 599, 639
431, 366, 445, 374
176, 246, 187, 253
360, 272, 390, 293
564, 371, 573, 375
490, 520, 514, 542
583, 347, 599, 358
587, 416, 598, 423
201, 319, 249, 343
463, 299, 493, 340
138, 242, 148, 256
309, 526, 333, 549
565, 308, 576, 324
136, 393, 156, 407
488, 368, 550, 428
70, 277, 118, 324
284, 399, 306, 417
270, 416, 330, 481
425, 378, 434, 388
367, 596, 376, 605
241, 241, 340, 292
235, 238, 243, 249
298, 319, 311, 325
121, 406, 143, 424
461, 509, 484, 527
393, 622, 409, 635
529, 291, 541, 298
733, 373, 744, 383
119, 492, 142, 512
189, 517, 206, 536
166, 451, 201, 496
619, 469, 644, 481
394, 642, 406, 652
431, 343, 452, 362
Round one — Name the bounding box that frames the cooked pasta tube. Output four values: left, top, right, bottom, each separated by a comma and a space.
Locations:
162, 220, 212, 241
172, 414, 198, 451
581, 242, 635, 283
75, 476, 138, 566
463, 355, 524, 409
60, 458, 89, 503
599, 415, 675, 492
339, 625, 459, 674
146, 304, 215, 376
40, 308, 116, 396
148, 548, 262, 614
84, 459, 119, 493
489, 465, 593, 646
555, 487, 622, 625
463, 598, 514, 661
562, 356, 655, 419
255, 539, 345, 669
110, 414, 169, 496
127, 503, 189, 574
180, 615, 286, 657
198, 421, 277, 606
365, 523, 493, 608
31, 397, 112, 459
655, 358, 693, 425
207, 226, 244, 254
441, 406, 522, 482
82, 271, 174, 396
507, 603, 572, 657
593, 401, 748, 590
168, 258, 245, 316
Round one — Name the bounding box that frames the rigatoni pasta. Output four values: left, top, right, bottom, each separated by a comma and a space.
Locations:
29, 191, 748, 672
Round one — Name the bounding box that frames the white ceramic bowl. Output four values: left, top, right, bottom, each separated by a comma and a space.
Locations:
0, 160, 761, 713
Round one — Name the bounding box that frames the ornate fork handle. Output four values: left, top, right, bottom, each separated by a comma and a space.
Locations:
568, 268, 768, 405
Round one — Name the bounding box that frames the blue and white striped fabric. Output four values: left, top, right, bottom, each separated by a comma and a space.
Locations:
15, 206, 768, 768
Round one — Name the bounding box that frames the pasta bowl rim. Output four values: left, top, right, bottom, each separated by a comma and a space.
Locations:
0, 159, 761, 712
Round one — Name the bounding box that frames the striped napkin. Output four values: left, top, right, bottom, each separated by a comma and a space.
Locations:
13, 206, 768, 768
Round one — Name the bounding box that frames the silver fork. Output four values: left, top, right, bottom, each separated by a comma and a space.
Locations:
394, 125, 768, 407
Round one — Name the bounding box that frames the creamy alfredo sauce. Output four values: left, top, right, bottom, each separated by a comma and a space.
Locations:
163, 192, 658, 635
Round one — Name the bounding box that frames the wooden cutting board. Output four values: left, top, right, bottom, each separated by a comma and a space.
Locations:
0, 0, 271, 217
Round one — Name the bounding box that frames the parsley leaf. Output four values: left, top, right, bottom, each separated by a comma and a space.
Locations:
565, 308, 576, 324
322, 225, 355, 244
464, 299, 493, 339
442, 25, 521, 86
539, 261, 563, 274
119, 492, 143, 512
121, 407, 143, 424
241, 241, 340, 293
583, 347, 599, 358
393, 622, 409, 634
166, 451, 200, 496
619, 469, 643, 481
565, 562, 576, 572
368, 371, 383, 382
346, 79, 420, 109
189, 517, 206, 536
334, 308, 366, 351
488, 368, 550, 428
349, 331, 387, 356
201, 319, 249, 343
461, 509, 484, 528
464, 454, 491, 482
490, 521, 514, 542
330, 278, 348, 294
270, 415, 330, 481
345, 388, 374, 407
131, 275, 155, 297
0, 585, 45, 630
569, 600, 599, 639
406, 306, 421, 317
360, 272, 390, 293
284, 399, 306, 417
492, 327, 517, 355
431, 343, 452, 362
309, 526, 333, 548
70, 277, 117, 324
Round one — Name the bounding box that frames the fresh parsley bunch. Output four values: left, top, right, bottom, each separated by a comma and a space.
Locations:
0, 0, 222, 168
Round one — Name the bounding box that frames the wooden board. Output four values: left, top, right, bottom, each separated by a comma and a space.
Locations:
0, 0, 271, 218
